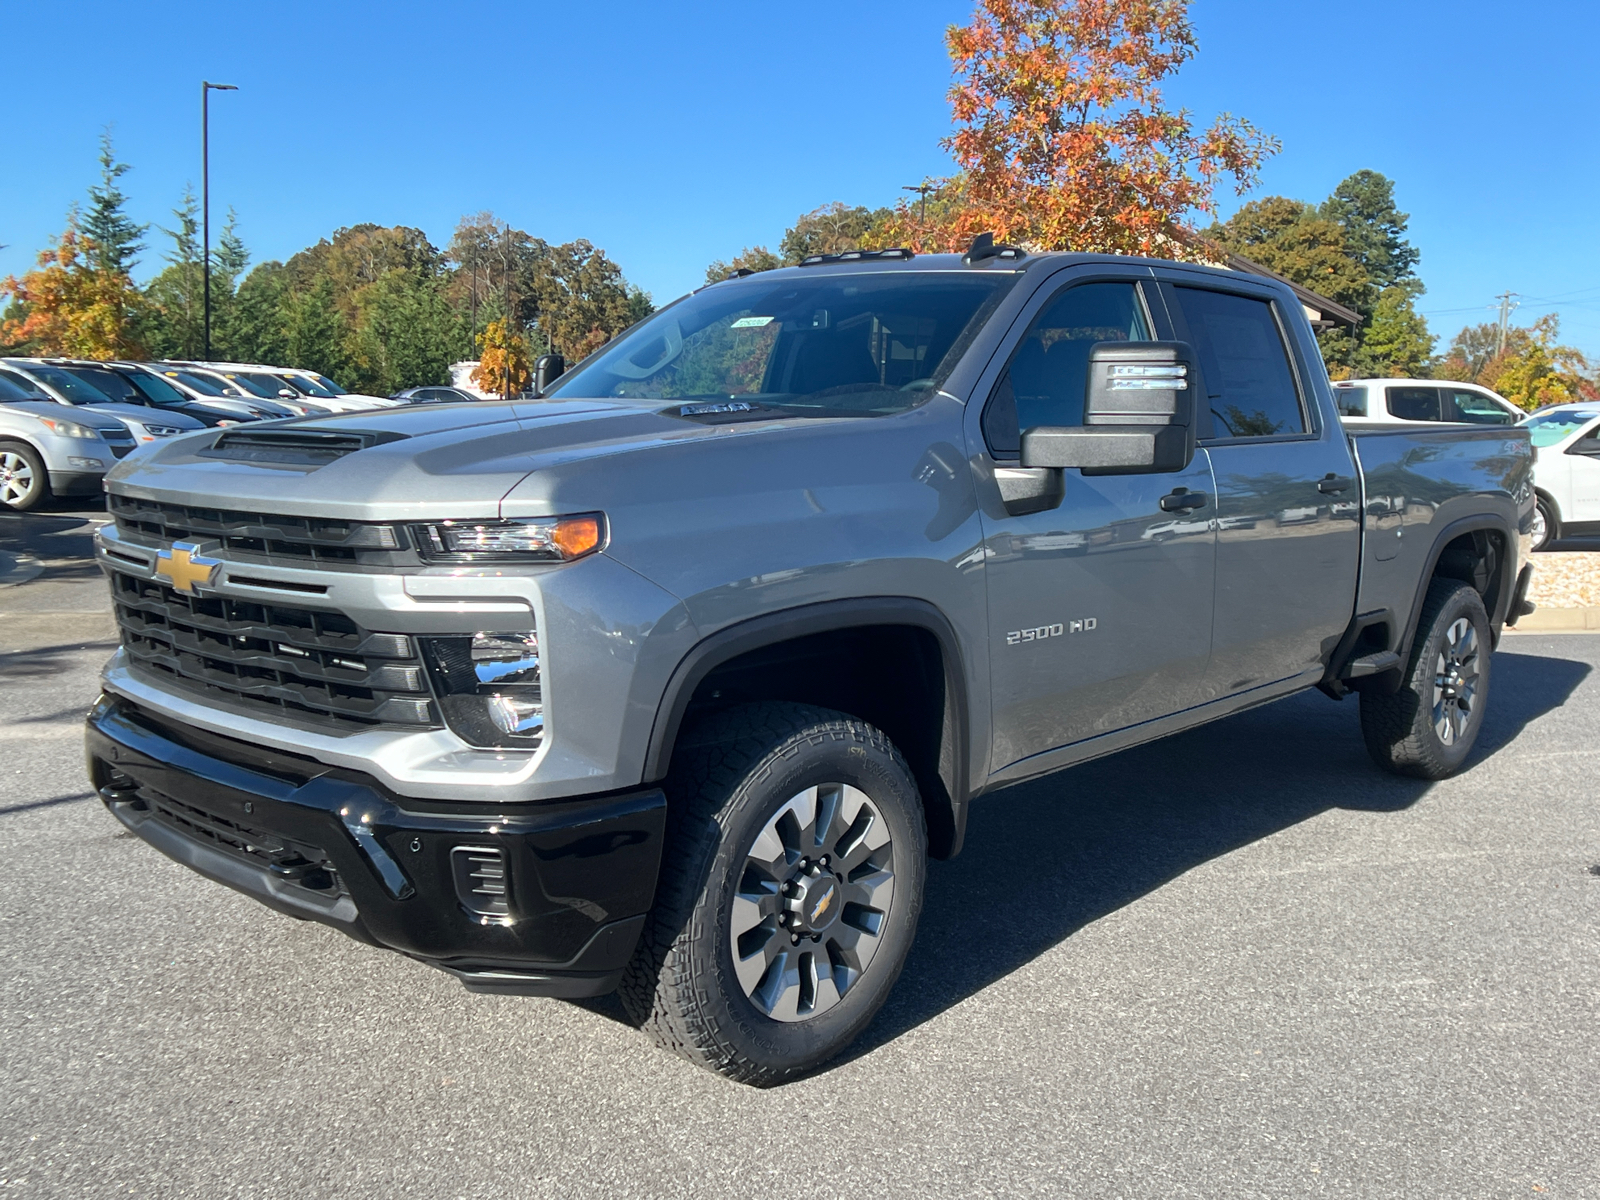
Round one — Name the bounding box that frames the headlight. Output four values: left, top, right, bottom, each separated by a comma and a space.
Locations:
422, 632, 543, 749
417, 514, 605, 562
37, 417, 101, 440
142, 424, 185, 438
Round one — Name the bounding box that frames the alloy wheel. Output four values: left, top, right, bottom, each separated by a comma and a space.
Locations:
0, 452, 36, 507
1530, 502, 1549, 549
1433, 617, 1480, 745
729, 783, 896, 1022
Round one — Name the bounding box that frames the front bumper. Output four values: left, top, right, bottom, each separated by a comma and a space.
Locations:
86, 693, 665, 997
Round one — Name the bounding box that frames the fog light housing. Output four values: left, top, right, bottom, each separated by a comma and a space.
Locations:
67, 456, 106, 469
422, 631, 543, 749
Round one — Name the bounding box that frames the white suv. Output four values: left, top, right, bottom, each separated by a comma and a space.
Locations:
1521, 405, 1600, 548
1334, 379, 1522, 427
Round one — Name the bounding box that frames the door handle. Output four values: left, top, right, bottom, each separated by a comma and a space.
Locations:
1159, 488, 1207, 512
1317, 474, 1354, 494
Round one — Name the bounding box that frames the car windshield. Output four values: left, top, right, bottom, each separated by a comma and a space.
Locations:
546, 271, 1016, 415
121, 370, 190, 406
171, 371, 230, 396
279, 373, 340, 398
20, 365, 118, 405
0, 370, 50, 401
222, 372, 287, 399
1521, 409, 1600, 447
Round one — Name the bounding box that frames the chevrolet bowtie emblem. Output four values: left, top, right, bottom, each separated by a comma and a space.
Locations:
154, 541, 221, 594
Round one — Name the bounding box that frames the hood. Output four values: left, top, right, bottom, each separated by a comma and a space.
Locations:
85, 402, 205, 430
103, 396, 799, 520
1, 400, 132, 434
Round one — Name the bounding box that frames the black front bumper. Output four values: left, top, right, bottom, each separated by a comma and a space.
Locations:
86, 694, 666, 997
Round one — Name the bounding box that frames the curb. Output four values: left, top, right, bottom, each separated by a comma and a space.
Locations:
0, 550, 44, 589
1508, 605, 1600, 632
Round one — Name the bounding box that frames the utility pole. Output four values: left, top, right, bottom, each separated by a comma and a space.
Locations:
1494, 291, 1519, 357
201, 81, 238, 362
901, 181, 937, 226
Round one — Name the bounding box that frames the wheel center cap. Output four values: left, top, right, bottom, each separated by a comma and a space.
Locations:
787, 871, 841, 933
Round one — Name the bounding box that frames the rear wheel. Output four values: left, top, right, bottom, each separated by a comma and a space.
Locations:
620, 702, 926, 1085
0, 441, 49, 512
1360, 578, 1491, 779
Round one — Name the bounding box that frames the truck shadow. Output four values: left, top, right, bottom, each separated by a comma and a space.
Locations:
840, 648, 1589, 1066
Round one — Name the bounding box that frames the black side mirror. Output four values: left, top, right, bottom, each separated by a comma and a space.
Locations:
1019, 341, 1197, 476
533, 354, 566, 397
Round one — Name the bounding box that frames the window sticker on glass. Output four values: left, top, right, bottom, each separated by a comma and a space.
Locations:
729, 316, 775, 328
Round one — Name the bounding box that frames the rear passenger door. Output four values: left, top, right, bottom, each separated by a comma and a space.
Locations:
1150, 275, 1361, 699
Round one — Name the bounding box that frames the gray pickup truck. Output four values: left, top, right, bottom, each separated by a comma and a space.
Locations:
86, 244, 1535, 1084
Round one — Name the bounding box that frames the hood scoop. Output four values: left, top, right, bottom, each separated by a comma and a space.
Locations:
199, 428, 410, 466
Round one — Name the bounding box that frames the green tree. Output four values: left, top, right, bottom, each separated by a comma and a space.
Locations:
1480, 314, 1591, 410
703, 245, 783, 286
346, 268, 465, 393
1351, 286, 1434, 377
230, 261, 291, 365
779, 202, 894, 262
82, 130, 147, 275
1319, 170, 1419, 292
143, 187, 204, 359
1206, 196, 1372, 318
283, 274, 347, 379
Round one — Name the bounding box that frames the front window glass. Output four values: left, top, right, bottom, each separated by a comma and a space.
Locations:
1171, 287, 1306, 438
983, 281, 1150, 454
121, 370, 189, 406
1522, 410, 1600, 447
19, 365, 116, 405
1387, 386, 1443, 421
1447, 388, 1514, 425
0, 369, 50, 401
1334, 385, 1367, 417
547, 271, 1016, 416
313, 375, 345, 394
222, 372, 285, 399
58, 367, 141, 403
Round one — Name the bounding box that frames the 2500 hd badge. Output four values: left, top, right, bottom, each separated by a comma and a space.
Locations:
1007, 618, 1097, 645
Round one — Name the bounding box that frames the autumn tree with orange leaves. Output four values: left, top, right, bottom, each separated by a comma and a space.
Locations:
0, 218, 149, 360
880, 0, 1279, 256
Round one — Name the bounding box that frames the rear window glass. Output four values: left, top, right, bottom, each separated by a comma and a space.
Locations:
1334, 386, 1367, 417
1171, 287, 1306, 438
1387, 386, 1443, 421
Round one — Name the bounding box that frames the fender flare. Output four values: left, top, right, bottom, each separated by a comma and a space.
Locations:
1397, 513, 1519, 669
642, 597, 973, 859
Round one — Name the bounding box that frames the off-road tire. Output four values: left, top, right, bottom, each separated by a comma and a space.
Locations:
1360, 578, 1491, 779
0, 440, 50, 512
619, 702, 927, 1086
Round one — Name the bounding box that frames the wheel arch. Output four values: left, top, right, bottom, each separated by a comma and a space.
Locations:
643, 598, 973, 860
1397, 514, 1518, 668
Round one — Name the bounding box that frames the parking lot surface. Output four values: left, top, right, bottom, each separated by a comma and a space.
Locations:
2, 511, 1597, 1198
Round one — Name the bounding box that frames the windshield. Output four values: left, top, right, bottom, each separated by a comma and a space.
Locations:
120, 370, 190, 406
221, 371, 288, 399
1522, 409, 1600, 447
169, 370, 230, 397
56, 366, 144, 403
276, 373, 340, 398
0, 370, 50, 401
312, 374, 346, 394
547, 271, 1016, 415
19, 365, 118, 405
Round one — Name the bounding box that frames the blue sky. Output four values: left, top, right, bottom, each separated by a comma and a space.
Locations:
4, 0, 1598, 355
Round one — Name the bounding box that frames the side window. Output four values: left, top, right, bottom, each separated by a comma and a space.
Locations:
1387, 386, 1443, 421
982, 280, 1150, 455
1334, 385, 1368, 417
1171, 287, 1306, 439
1447, 388, 1514, 425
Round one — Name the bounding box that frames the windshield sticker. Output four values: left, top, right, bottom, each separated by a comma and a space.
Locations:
730, 316, 775, 328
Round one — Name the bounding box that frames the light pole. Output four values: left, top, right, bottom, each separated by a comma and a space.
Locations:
902, 181, 937, 226
202, 81, 238, 361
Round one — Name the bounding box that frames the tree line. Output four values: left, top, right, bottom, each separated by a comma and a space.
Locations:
699, 0, 1594, 411
0, 135, 653, 395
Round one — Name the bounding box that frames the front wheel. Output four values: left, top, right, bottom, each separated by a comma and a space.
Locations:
1360, 578, 1491, 779
1531, 494, 1557, 551
0, 441, 50, 512
620, 702, 927, 1085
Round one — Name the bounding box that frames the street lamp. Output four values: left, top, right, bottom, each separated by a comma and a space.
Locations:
902, 181, 937, 225
202, 81, 238, 362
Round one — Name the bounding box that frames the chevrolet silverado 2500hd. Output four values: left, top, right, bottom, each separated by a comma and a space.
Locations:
86, 244, 1536, 1084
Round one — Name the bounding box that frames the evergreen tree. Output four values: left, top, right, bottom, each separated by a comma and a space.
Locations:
284, 275, 347, 379
231, 262, 291, 365
82, 130, 147, 275
215, 207, 249, 280
347, 268, 466, 393
143, 187, 204, 359
1319, 170, 1420, 292
1352, 286, 1434, 377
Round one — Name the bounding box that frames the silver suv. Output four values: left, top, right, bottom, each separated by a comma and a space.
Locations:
3, 358, 205, 447
0, 368, 136, 509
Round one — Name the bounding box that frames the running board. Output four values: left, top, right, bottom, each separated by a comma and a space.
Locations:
1344, 651, 1401, 678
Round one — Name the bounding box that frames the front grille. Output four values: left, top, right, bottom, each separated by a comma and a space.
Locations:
105, 436, 136, 459
138, 782, 346, 897
108, 494, 416, 569
111, 569, 439, 730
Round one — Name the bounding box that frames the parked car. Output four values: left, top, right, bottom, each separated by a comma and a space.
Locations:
87, 245, 1534, 1084
0, 369, 137, 510
1, 358, 206, 446
269, 366, 398, 411
29, 361, 257, 430
160, 364, 334, 416
1520, 405, 1600, 548
139, 365, 300, 420
391, 386, 484, 405
1334, 378, 1522, 426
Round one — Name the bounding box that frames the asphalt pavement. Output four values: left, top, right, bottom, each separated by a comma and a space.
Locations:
1, 506, 1597, 1198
